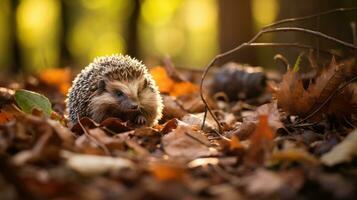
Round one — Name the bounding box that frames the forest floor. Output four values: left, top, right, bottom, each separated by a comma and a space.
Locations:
0, 55, 357, 200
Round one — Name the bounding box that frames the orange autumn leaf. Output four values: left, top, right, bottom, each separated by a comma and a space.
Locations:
150, 162, 185, 181
0, 111, 14, 125
39, 68, 71, 95
150, 66, 175, 93
245, 115, 275, 166
171, 81, 198, 96
151, 66, 198, 96
59, 82, 71, 96
251, 115, 275, 141
230, 135, 244, 150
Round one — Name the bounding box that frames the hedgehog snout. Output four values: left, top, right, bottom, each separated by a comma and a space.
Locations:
119, 97, 140, 112
128, 102, 139, 110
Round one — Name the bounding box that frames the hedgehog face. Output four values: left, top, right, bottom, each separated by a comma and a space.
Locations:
105, 78, 141, 112
88, 76, 155, 123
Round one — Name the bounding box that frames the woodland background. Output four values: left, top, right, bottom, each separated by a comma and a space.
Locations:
0, 0, 356, 73
1, 1, 357, 200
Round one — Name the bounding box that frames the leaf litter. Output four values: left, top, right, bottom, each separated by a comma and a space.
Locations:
0, 56, 357, 200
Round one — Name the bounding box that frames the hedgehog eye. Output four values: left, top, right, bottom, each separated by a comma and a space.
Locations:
116, 90, 124, 97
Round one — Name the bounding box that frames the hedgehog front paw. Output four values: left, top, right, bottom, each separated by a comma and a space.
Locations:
135, 115, 147, 125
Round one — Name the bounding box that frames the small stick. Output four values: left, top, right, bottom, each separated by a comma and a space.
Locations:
185, 132, 211, 147
249, 42, 339, 57
351, 22, 357, 46
274, 54, 290, 69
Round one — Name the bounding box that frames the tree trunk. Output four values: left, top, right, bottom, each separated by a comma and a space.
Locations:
127, 0, 141, 58
10, 0, 20, 73
218, 0, 257, 65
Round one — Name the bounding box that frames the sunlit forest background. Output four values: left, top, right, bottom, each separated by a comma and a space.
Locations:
0, 0, 356, 73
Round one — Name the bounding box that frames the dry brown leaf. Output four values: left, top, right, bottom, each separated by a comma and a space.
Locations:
176, 93, 207, 113
274, 68, 311, 116
161, 95, 188, 121
244, 169, 284, 196
162, 123, 217, 160
244, 102, 283, 130
274, 57, 357, 121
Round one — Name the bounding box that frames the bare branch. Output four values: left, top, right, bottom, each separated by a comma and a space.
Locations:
263, 7, 357, 29
249, 42, 340, 57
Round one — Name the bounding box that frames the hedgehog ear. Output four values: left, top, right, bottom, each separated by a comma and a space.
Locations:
97, 79, 106, 93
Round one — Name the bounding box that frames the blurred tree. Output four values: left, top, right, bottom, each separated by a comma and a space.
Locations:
127, 0, 140, 58
277, 0, 357, 66
60, 0, 71, 67
10, 0, 20, 73
218, 0, 257, 65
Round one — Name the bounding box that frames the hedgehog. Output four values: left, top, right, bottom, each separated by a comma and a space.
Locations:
66, 55, 163, 127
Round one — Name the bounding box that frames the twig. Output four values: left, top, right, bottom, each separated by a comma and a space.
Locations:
261, 27, 357, 50
274, 54, 290, 69
201, 107, 207, 130
200, 26, 357, 134
263, 7, 357, 29
250, 42, 339, 57
296, 75, 357, 124
351, 22, 357, 46
185, 132, 211, 147
343, 116, 356, 129
76, 115, 111, 155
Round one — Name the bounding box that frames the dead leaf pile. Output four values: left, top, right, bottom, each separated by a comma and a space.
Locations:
0, 56, 356, 200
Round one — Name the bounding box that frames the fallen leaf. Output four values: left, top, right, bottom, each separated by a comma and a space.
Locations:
245, 102, 283, 130
150, 66, 175, 94
271, 148, 319, 165
274, 57, 357, 121
229, 135, 244, 150
0, 111, 14, 125
244, 169, 284, 196
187, 157, 219, 168
321, 129, 357, 166
14, 89, 53, 117
62, 151, 134, 175
161, 95, 188, 121
39, 68, 71, 95
151, 66, 198, 96
181, 112, 218, 131
245, 115, 275, 166
162, 123, 217, 160
150, 162, 186, 181
99, 117, 132, 134
171, 81, 198, 97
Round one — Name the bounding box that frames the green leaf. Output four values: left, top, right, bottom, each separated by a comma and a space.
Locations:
14, 89, 52, 117
293, 52, 304, 72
